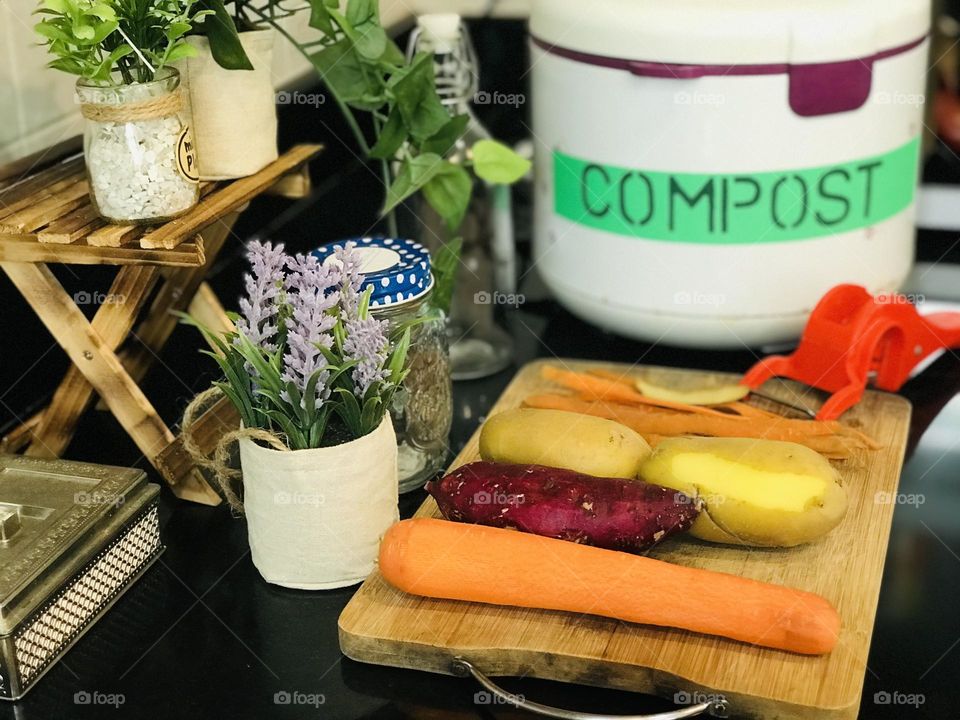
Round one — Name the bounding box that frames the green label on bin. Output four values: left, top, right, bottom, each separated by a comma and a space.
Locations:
553, 137, 919, 244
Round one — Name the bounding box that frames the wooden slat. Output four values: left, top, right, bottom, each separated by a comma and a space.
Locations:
0, 261, 220, 505
0, 179, 90, 232
139, 144, 322, 249
0, 233, 204, 266
0, 160, 85, 222
36, 204, 104, 244
339, 359, 913, 720
155, 394, 239, 497
26, 265, 161, 457
85, 181, 215, 248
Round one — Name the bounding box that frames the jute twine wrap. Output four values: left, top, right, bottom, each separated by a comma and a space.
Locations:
181, 386, 289, 514
79, 89, 182, 123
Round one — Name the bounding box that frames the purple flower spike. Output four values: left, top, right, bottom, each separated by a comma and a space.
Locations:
282, 253, 341, 406
335, 242, 391, 399
236, 240, 286, 352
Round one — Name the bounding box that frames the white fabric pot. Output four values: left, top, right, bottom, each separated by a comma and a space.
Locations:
178, 29, 278, 180
238, 416, 399, 590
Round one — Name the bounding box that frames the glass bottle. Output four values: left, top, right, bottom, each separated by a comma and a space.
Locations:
408, 14, 515, 380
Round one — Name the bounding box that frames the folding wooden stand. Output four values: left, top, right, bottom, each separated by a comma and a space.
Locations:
0, 139, 321, 505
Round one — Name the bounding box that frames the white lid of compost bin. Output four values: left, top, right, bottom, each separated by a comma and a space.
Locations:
530, 0, 929, 65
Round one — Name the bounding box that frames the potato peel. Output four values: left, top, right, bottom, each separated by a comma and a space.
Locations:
635, 377, 750, 406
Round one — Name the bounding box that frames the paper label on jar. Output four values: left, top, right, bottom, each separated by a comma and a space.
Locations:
176, 126, 199, 183
553, 136, 919, 244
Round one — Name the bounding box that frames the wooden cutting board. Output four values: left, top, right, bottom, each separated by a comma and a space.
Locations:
339, 360, 912, 719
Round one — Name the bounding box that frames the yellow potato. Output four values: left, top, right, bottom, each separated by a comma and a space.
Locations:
479, 408, 651, 479
639, 437, 846, 547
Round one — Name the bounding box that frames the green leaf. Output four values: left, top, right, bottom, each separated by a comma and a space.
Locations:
345, 0, 376, 27
422, 161, 471, 230
165, 21, 190, 41
353, 22, 387, 61
310, 38, 383, 110
390, 52, 449, 141
164, 41, 196, 63
420, 114, 468, 157
194, 0, 254, 71
368, 107, 406, 159
380, 38, 405, 66
471, 139, 531, 184
73, 22, 94, 40
307, 0, 334, 34
381, 153, 443, 215
429, 238, 461, 314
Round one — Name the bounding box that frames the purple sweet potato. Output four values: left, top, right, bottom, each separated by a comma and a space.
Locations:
425, 461, 699, 553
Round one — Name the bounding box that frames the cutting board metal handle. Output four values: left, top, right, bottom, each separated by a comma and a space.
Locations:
451, 657, 729, 719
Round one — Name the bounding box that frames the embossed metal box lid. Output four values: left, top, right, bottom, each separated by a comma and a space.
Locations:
0, 454, 163, 700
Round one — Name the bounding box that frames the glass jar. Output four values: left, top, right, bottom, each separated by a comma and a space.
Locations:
312, 237, 454, 493
374, 296, 452, 493
76, 68, 200, 224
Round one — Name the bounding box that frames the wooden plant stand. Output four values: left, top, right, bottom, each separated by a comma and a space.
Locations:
0, 139, 321, 505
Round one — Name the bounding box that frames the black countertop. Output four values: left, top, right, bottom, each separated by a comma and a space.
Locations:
2, 293, 960, 720
3, 19, 960, 718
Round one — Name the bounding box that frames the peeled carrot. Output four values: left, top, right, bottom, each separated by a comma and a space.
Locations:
523, 394, 864, 458
542, 366, 735, 418
380, 518, 841, 655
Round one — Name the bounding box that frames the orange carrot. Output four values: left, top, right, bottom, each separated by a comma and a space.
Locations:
523, 394, 864, 459
723, 401, 780, 419
380, 518, 840, 655
542, 366, 735, 418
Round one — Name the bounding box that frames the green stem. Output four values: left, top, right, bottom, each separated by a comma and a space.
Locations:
245, 7, 370, 155
372, 114, 399, 236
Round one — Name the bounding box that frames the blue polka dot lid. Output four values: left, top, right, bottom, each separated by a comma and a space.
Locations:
311, 236, 433, 308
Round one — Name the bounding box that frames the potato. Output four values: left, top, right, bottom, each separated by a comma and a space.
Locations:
639, 437, 846, 547
479, 408, 651, 479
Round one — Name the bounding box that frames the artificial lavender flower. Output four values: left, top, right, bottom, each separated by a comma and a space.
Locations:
334, 241, 364, 316
335, 243, 390, 399
235, 240, 287, 351
343, 316, 390, 399
281, 253, 341, 407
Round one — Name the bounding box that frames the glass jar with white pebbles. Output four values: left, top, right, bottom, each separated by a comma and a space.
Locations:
313, 237, 453, 493
76, 68, 200, 224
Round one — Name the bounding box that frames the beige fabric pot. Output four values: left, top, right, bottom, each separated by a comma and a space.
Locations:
238, 416, 399, 589
178, 29, 278, 180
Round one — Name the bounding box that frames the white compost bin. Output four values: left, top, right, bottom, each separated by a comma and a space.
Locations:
530, 0, 930, 348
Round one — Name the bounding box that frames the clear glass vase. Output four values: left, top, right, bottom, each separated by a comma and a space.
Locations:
77, 68, 200, 224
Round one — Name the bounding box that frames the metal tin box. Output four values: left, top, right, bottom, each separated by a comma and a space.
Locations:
0, 455, 163, 700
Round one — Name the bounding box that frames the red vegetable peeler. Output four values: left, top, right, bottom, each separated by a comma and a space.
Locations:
741, 284, 960, 420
